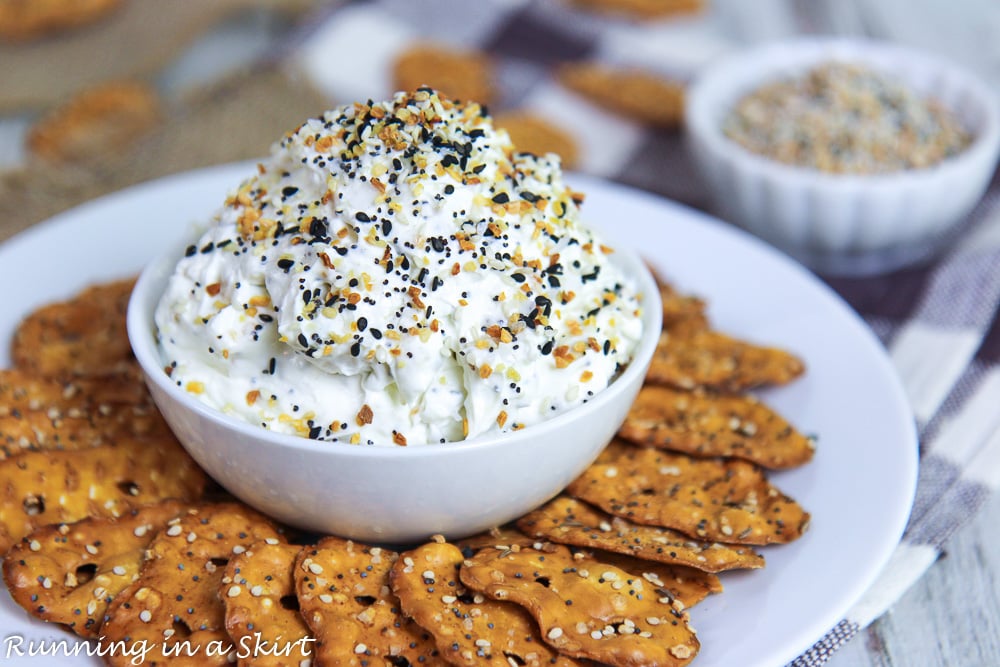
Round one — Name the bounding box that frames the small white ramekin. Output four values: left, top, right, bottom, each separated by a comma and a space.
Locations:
685, 37, 1000, 275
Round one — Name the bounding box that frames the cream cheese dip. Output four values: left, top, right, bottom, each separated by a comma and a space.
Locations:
155, 89, 643, 446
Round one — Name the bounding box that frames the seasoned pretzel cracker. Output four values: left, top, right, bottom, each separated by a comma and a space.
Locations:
222, 541, 314, 667
647, 331, 805, 392
568, 440, 810, 545
0, 437, 207, 552
460, 543, 700, 667
517, 496, 764, 572
619, 385, 815, 469
99, 503, 285, 667
392, 541, 579, 666
2, 499, 188, 636
294, 536, 440, 666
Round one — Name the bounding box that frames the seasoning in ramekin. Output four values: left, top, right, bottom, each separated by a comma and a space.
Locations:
722, 62, 971, 174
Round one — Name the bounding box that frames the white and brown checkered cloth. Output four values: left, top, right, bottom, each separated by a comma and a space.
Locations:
287, 1, 1000, 665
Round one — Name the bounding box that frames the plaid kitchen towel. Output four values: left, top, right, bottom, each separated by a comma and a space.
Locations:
283, 1, 1000, 665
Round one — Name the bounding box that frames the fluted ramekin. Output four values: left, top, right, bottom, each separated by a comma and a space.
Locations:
686, 37, 1000, 275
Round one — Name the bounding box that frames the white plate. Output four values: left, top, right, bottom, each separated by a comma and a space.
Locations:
0, 164, 917, 667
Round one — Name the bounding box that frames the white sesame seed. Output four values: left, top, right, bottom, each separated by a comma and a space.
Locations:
41, 577, 52, 589
166, 525, 182, 537
139, 610, 152, 623
187, 532, 197, 543
547, 627, 563, 640
251, 585, 264, 597
85, 544, 98, 555
474, 639, 490, 648
441, 595, 457, 604
422, 570, 436, 581
646, 617, 661, 626
265, 538, 280, 545
601, 571, 617, 581
227, 585, 241, 597
133, 525, 148, 537
28, 540, 41, 552
308, 562, 323, 575
112, 566, 126, 576
354, 644, 367, 654
590, 630, 603, 640
319, 594, 333, 604
233, 545, 246, 554
604, 467, 618, 478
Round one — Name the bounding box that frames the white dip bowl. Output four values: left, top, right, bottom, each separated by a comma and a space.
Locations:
128, 234, 661, 543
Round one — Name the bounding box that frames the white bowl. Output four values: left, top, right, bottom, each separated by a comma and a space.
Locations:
686, 37, 1000, 275
127, 235, 661, 544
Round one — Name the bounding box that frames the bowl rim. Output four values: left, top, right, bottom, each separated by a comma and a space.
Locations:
686, 35, 1000, 189
127, 223, 663, 460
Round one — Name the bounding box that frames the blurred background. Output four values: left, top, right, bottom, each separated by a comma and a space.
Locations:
2, 0, 999, 241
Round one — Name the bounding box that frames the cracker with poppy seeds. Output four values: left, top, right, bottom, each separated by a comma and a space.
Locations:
517, 496, 763, 572
221, 541, 314, 667
0, 406, 176, 459
558, 62, 685, 129
2, 499, 188, 637
647, 330, 805, 393
27, 80, 161, 164
391, 541, 581, 667
0, 368, 151, 416
459, 543, 700, 667
294, 537, 440, 666
0, 436, 207, 553
11, 277, 138, 378
619, 385, 815, 469
567, 440, 810, 545
393, 44, 495, 105
454, 526, 545, 555
100, 503, 285, 667
494, 111, 580, 169
578, 548, 721, 609
567, 0, 704, 20
658, 284, 709, 338
0, 0, 123, 41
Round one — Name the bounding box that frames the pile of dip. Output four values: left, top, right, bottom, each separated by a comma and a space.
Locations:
156, 89, 643, 446
723, 62, 971, 174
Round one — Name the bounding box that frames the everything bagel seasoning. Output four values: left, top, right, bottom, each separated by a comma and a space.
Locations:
723, 62, 971, 174
155, 89, 643, 446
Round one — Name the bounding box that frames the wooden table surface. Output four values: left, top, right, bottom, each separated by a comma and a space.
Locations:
828, 489, 1000, 666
